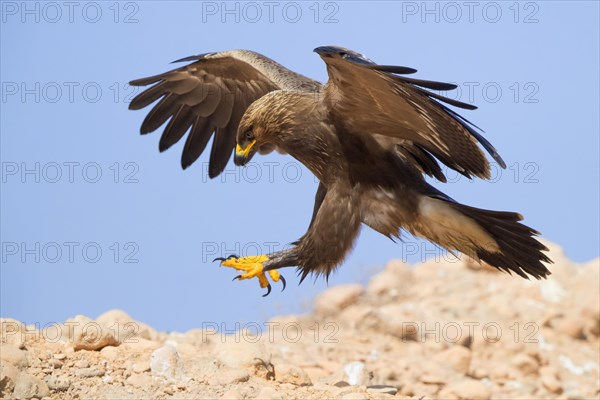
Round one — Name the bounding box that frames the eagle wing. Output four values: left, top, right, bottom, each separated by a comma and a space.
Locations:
129, 50, 319, 178
318, 49, 506, 180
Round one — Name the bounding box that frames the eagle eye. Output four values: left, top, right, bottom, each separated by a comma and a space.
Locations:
245, 130, 254, 141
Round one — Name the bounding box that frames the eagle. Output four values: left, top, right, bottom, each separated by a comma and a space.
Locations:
129, 46, 551, 296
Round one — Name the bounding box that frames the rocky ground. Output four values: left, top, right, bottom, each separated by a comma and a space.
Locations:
1, 240, 599, 400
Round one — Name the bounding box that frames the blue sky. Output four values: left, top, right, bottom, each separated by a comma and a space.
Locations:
1, 1, 598, 332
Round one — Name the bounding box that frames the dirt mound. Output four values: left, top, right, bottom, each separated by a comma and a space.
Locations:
1, 240, 598, 399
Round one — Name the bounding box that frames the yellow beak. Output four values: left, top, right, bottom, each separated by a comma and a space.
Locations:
235, 140, 256, 159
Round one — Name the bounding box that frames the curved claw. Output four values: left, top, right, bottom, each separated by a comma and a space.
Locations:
213, 254, 239, 263
280, 276, 287, 292
232, 275, 241, 281
262, 283, 272, 297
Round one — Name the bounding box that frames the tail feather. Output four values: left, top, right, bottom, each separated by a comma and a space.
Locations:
447, 202, 552, 279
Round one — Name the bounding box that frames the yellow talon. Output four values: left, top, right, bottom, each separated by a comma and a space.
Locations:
219, 255, 286, 296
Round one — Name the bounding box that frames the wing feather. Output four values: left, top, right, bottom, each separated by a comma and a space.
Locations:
140, 94, 179, 134
181, 116, 214, 169
129, 51, 308, 178
159, 105, 196, 152
320, 54, 503, 179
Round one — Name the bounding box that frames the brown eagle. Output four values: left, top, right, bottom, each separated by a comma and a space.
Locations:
129, 46, 551, 296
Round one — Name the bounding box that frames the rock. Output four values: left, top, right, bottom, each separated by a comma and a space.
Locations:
555, 317, 585, 339
125, 373, 155, 389
511, 353, 539, 375
65, 315, 119, 351
563, 388, 586, 400
541, 374, 563, 394
0, 344, 28, 368
434, 345, 472, 375
254, 386, 283, 399
121, 337, 159, 352
0, 362, 18, 396
1, 319, 25, 349
341, 393, 369, 400
540, 366, 562, 394
419, 360, 450, 385
13, 372, 50, 400
45, 375, 71, 391
132, 360, 151, 373
48, 358, 63, 369
275, 363, 312, 386
75, 367, 104, 377
439, 378, 491, 400
216, 369, 250, 385
343, 362, 372, 386
367, 385, 398, 395
492, 363, 521, 382
377, 304, 421, 340
74, 359, 90, 368
314, 284, 364, 315
150, 345, 185, 381
221, 388, 244, 399
96, 309, 158, 342
213, 338, 270, 371
53, 353, 66, 360
302, 366, 330, 383
100, 345, 119, 360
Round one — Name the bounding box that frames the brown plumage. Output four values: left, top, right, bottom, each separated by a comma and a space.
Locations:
129, 46, 551, 290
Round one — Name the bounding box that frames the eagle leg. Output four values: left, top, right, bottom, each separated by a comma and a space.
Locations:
218, 255, 286, 297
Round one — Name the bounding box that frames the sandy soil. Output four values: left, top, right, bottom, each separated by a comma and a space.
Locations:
1, 240, 598, 399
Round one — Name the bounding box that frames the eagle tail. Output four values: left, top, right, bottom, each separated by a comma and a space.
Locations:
418, 196, 552, 279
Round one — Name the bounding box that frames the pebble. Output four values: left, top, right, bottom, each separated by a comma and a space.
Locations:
132, 360, 151, 373
341, 392, 369, 400
275, 363, 312, 386
150, 345, 184, 381
367, 385, 398, 395
377, 304, 421, 340
555, 317, 585, 339
511, 353, 539, 375
213, 338, 270, 370
125, 373, 154, 389
254, 386, 283, 399
48, 358, 63, 369
541, 374, 563, 394
66, 315, 119, 351
75, 367, 105, 378
434, 345, 472, 375
1, 318, 26, 349
74, 359, 90, 368
96, 309, 159, 342
221, 388, 244, 399
344, 362, 367, 386
100, 345, 119, 360
0, 362, 18, 395
0, 345, 28, 368
13, 372, 50, 400
216, 369, 250, 385
439, 378, 491, 400
45, 375, 71, 391
419, 360, 449, 385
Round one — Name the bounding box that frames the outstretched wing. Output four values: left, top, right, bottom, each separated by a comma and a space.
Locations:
316, 47, 505, 180
129, 50, 319, 178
